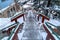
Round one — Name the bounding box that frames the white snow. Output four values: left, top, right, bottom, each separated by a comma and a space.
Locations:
0, 1, 60, 39
17, 11, 47, 40
40, 1, 44, 4
41, 32, 47, 40
22, 1, 34, 9
0, 18, 15, 30
0, 17, 23, 30
19, 0, 28, 3
18, 30, 25, 40
0, 18, 10, 26
26, 1, 34, 5
39, 23, 47, 40
1, 36, 9, 40
17, 17, 24, 24
23, 4, 31, 8
44, 18, 60, 26
48, 19, 60, 26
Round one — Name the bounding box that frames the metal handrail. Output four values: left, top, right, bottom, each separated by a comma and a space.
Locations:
45, 22, 60, 39
1, 22, 17, 31
11, 11, 23, 20
8, 22, 19, 40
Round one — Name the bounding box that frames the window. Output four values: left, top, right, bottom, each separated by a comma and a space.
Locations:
0, 13, 2, 17
11, 8, 13, 11
1, 0, 6, 2
7, 11, 11, 17
13, 7, 15, 11
0, 13, 2, 15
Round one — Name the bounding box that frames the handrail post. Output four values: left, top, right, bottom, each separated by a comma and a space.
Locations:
15, 19, 18, 23
38, 15, 39, 21
11, 14, 25, 23
42, 16, 45, 23
23, 14, 25, 21
38, 14, 50, 23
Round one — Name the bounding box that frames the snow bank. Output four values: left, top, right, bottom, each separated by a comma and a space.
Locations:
0, 18, 15, 30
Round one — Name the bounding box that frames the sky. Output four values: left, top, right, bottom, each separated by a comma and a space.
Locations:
0, 0, 14, 10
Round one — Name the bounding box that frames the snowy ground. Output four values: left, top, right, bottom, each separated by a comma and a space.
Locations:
0, 18, 11, 29
0, 18, 15, 30
1, 36, 8, 40
48, 19, 60, 26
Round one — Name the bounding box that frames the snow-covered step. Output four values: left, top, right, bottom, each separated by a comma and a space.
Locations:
21, 12, 44, 40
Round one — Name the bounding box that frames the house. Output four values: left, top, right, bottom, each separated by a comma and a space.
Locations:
0, 0, 20, 18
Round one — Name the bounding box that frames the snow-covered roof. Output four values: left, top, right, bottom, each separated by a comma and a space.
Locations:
0, 0, 14, 13
0, 6, 9, 13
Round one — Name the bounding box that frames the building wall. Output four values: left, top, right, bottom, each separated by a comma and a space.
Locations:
0, 4, 15, 18
0, 3, 21, 18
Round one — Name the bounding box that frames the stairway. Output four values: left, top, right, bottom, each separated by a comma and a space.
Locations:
21, 12, 43, 40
